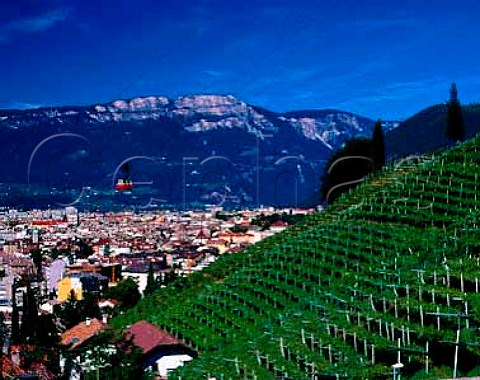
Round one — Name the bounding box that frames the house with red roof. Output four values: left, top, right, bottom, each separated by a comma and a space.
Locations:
61, 318, 108, 350
270, 220, 289, 232
125, 320, 197, 377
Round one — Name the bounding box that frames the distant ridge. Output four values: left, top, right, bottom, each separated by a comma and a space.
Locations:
0, 94, 396, 209
386, 103, 480, 157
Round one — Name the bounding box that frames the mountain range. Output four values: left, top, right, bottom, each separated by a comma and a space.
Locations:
0, 94, 400, 210
5, 94, 480, 210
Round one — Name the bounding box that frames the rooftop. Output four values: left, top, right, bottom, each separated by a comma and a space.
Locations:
126, 320, 180, 354
61, 318, 107, 349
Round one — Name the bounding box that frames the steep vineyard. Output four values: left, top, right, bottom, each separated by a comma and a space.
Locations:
113, 137, 480, 379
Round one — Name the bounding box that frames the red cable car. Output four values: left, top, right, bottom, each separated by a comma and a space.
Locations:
115, 178, 133, 191
114, 162, 133, 191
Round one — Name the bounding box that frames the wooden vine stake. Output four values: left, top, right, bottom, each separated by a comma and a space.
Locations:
465, 301, 470, 329
426, 341, 429, 374
437, 306, 441, 331
397, 338, 401, 363
235, 357, 240, 375
420, 305, 424, 327
453, 328, 460, 379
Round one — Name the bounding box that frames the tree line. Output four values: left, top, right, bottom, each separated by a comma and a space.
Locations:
321, 83, 465, 204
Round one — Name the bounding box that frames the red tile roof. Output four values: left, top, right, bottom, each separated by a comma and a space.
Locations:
61, 318, 107, 349
126, 321, 179, 354
0, 356, 25, 377
271, 220, 288, 227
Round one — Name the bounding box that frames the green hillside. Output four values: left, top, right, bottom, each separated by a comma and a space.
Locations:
386, 103, 480, 158
113, 136, 480, 379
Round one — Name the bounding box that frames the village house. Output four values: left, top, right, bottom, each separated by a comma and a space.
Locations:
125, 320, 197, 377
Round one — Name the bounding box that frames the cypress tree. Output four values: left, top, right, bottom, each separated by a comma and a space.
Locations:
60, 290, 81, 329
445, 82, 465, 142
10, 283, 20, 345
20, 291, 28, 343
81, 293, 101, 320
20, 286, 38, 344
30, 248, 43, 280
372, 120, 386, 171
144, 262, 156, 296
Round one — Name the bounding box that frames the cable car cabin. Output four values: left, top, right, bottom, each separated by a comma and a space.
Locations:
115, 178, 133, 191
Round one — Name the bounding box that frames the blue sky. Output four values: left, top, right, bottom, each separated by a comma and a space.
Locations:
1, 0, 479, 120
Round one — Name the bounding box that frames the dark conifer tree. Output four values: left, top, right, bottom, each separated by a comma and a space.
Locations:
30, 248, 43, 280
0, 312, 8, 355
60, 290, 81, 329
36, 314, 59, 348
321, 138, 374, 204
144, 262, 156, 296
10, 284, 20, 345
20, 291, 28, 343
106, 278, 141, 310
372, 120, 386, 171
20, 286, 38, 344
81, 293, 101, 320
445, 82, 465, 142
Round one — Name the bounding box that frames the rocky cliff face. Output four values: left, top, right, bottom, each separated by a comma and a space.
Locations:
0, 94, 386, 144
0, 94, 395, 209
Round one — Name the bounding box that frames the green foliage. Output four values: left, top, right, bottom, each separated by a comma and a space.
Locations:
229, 225, 248, 233
20, 285, 38, 344
143, 262, 157, 296
468, 366, 480, 376
111, 136, 480, 378
251, 212, 305, 230
215, 211, 237, 221
159, 270, 179, 288
76, 239, 94, 259
106, 278, 141, 310
58, 291, 102, 329
387, 98, 480, 159
59, 290, 81, 329
70, 329, 145, 380
103, 244, 111, 258
82, 293, 102, 320
30, 248, 43, 279
321, 137, 374, 204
